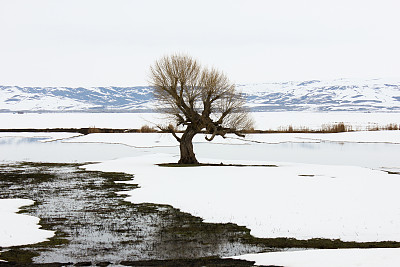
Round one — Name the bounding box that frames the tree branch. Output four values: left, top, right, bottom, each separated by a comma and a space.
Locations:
149, 54, 253, 146
168, 125, 181, 142
205, 124, 218, 141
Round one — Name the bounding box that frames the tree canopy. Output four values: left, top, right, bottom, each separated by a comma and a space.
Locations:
149, 54, 253, 164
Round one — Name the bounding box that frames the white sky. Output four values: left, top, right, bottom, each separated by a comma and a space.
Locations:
1, 0, 399, 87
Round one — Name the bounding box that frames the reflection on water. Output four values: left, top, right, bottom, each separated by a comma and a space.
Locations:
196, 141, 400, 170
0, 137, 175, 163
0, 137, 48, 145
0, 136, 399, 170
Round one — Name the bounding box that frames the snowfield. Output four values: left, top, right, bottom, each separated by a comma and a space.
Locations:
0, 199, 54, 247
83, 153, 400, 243
1, 128, 400, 265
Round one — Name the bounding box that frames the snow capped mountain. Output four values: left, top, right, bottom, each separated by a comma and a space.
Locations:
1, 79, 400, 112
0, 86, 154, 112
238, 78, 400, 112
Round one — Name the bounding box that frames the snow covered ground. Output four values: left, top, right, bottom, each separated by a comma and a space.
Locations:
73, 130, 400, 265
0, 112, 399, 131
0, 199, 54, 247
2, 128, 400, 264
83, 153, 400, 242
232, 248, 400, 267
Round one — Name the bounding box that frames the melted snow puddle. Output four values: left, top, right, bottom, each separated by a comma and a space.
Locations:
0, 163, 269, 264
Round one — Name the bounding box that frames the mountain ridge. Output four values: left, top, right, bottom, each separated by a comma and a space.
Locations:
1, 79, 400, 112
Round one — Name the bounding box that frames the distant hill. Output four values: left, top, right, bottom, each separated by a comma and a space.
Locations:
1, 79, 400, 112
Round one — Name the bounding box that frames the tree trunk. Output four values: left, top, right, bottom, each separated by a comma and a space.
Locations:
178, 128, 198, 164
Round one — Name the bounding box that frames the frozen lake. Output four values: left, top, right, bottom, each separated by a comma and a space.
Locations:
1, 135, 399, 171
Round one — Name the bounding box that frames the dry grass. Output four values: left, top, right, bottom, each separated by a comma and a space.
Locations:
321, 122, 351, 133
87, 126, 101, 133
367, 123, 399, 131
245, 122, 353, 134
139, 125, 157, 133
245, 122, 400, 134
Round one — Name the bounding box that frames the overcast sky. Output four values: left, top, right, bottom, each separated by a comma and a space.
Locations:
1, 0, 399, 87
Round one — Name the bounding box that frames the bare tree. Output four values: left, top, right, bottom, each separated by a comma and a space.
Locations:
149, 54, 253, 164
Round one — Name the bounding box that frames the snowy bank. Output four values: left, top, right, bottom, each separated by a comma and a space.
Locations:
0, 199, 54, 247
83, 154, 400, 242
232, 248, 400, 267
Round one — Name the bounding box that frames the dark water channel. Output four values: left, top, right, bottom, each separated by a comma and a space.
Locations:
0, 163, 271, 265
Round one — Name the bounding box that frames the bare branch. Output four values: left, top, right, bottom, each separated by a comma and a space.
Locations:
205, 124, 218, 141
169, 126, 181, 143
149, 54, 254, 141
